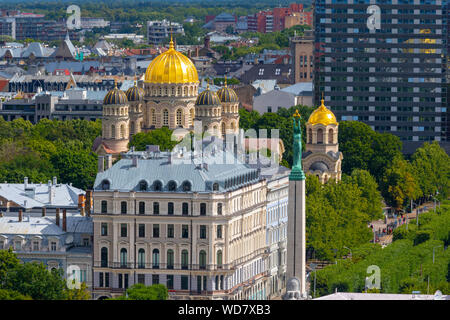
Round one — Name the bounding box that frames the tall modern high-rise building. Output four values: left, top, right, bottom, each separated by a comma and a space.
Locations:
313, 0, 448, 153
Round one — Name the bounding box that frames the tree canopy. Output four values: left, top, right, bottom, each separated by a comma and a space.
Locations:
110, 283, 169, 300
128, 127, 180, 151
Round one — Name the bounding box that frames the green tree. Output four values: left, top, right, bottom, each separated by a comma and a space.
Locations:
0, 289, 32, 300
129, 127, 180, 151
112, 283, 168, 300
3, 262, 68, 300
0, 248, 20, 285
411, 141, 450, 200
66, 282, 91, 300
380, 156, 422, 210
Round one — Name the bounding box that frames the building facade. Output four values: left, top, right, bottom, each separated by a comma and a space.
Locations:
313, 0, 447, 153
291, 30, 314, 83
91, 141, 269, 300
147, 20, 184, 45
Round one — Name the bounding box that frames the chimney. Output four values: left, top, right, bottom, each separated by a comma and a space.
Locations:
132, 156, 138, 167
42, 207, 46, 217
53, 176, 57, 185
24, 177, 28, 189
48, 184, 53, 204
80, 206, 85, 217
196, 47, 199, 57
105, 154, 113, 170
18, 209, 23, 222
98, 156, 105, 172
56, 208, 60, 226
86, 190, 93, 215
62, 209, 67, 232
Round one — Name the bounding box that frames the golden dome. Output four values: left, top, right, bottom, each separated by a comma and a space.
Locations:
125, 81, 144, 101
144, 39, 199, 84
307, 97, 338, 126
217, 77, 238, 103
103, 82, 128, 105
195, 82, 221, 106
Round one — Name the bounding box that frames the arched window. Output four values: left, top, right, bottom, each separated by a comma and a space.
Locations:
101, 247, 108, 267
120, 248, 127, 267
168, 181, 177, 191
153, 180, 162, 191
217, 250, 222, 268
221, 122, 226, 136
199, 250, 206, 269
130, 121, 135, 135
120, 124, 125, 139
101, 200, 107, 213
176, 109, 182, 126
317, 128, 323, 144
213, 183, 219, 191
167, 249, 174, 269
121, 201, 127, 214
111, 125, 115, 139
177, 87, 182, 96
163, 109, 169, 126
182, 181, 192, 192
308, 128, 312, 143
101, 180, 110, 190
139, 180, 148, 191
181, 250, 188, 269
138, 249, 145, 268
184, 87, 188, 96
152, 249, 160, 269
328, 129, 334, 144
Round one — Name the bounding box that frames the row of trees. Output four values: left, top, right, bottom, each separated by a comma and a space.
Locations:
313, 201, 450, 296
0, 118, 100, 190
0, 249, 90, 300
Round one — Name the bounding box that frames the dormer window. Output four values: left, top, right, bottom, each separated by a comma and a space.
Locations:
213, 183, 219, 191
139, 180, 148, 191
168, 181, 177, 191
153, 181, 162, 191
101, 180, 110, 190
182, 181, 192, 192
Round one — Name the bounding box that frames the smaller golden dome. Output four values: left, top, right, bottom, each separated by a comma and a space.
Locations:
308, 97, 338, 126
217, 77, 238, 103
195, 82, 221, 106
125, 81, 144, 101
104, 81, 128, 105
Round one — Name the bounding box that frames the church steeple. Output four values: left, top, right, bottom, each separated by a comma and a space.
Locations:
289, 109, 305, 181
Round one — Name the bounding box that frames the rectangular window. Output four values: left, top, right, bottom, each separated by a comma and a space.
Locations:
182, 225, 189, 238
101, 223, 108, 236
124, 274, 129, 289
167, 224, 174, 238
152, 274, 159, 285
50, 242, 56, 251
101, 201, 107, 213
99, 272, 104, 287
217, 203, 222, 215
181, 275, 189, 290
32, 241, 39, 251
138, 224, 145, 238
182, 202, 189, 215
138, 274, 145, 284
139, 202, 145, 214
121, 201, 127, 214
153, 202, 159, 215
105, 272, 109, 287
118, 274, 123, 289
217, 225, 222, 239
167, 275, 174, 289
200, 225, 207, 239
153, 224, 160, 238
168, 202, 174, 215
200, 203, 206, 216
121, 224, 127, 237
83, 238, 89, 246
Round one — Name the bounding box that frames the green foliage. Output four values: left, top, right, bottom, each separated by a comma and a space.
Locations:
111, 283, 168, 300
305, 176, 373, 261
0, 289, 32, 300
3, 262, 68, 300
66, 282, 91, 300
411, 141, 450, 200
0, 118, 101, 190
380, 156, 422, 210
213, 77, 240, 86
0, 248, 20, 285
315, 203, 450, 297
128, 127, 180, 151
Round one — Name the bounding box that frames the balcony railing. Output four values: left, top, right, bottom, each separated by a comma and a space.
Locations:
93, 261, 234, 271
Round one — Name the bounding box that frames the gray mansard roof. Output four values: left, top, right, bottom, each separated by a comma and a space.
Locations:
94, 142, 262, 193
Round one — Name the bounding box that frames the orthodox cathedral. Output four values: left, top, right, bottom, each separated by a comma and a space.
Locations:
96, 38, 240, 155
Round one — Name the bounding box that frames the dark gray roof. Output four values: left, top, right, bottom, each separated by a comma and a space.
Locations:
309, 161, 329, 172
239, 64, 293, 84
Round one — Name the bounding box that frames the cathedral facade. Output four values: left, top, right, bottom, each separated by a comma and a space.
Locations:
302, 98, 343, 183
97, 39, 239, 155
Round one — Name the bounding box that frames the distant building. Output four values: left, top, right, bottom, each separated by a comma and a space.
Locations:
280, 82, 313, 107
253, 89, 297, 114
147, 20, 184, 45
239, 64, 293, 85
290, 30, 314, 83
203, 13, 237, 33
104, 34, 145, 44
80, 18, 110, 30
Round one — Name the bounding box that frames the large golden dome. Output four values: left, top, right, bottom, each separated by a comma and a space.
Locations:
308, 98, 338, 126
144, 39, 199, 84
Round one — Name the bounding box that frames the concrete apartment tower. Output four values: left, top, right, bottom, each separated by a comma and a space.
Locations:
286, 109, 306, 298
